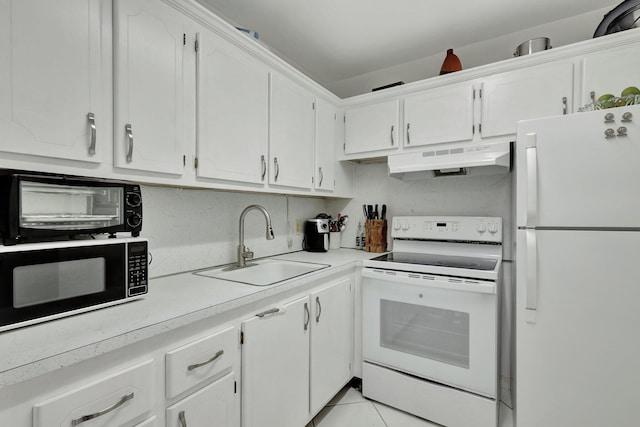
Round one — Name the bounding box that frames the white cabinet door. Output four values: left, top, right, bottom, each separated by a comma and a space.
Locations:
196, 28, 269, 185
166, 373, 237, 427
310, 277, 353, 414
582, 42, 640, 106
344, 100, 400, 154
314, 99, 337, 191
241, 296, 310, 427
404, 82, 475, 147
269, 74, 315, 189
481, 62, 573, 138
0, 0, 108, 163
113, 0, 187, 175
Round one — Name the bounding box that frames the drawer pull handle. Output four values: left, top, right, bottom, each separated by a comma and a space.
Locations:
187, 349, 224, 371
179, 410, 187, 427
70, 392, 134, 426
256, 307, 280, 318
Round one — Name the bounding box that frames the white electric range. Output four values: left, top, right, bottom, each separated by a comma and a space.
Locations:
362, 216, 502, 427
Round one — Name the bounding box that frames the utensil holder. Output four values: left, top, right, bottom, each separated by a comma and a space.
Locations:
365, 220, 387, 253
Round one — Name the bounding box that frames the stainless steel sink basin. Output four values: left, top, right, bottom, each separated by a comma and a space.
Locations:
194, 259, 329, 286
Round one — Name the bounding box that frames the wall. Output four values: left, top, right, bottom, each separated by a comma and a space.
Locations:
327, 162, 515, 405
142, 186, 326, 278
327, 6, 614, 98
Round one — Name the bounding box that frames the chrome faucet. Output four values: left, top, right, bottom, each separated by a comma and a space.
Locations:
233, 205, 275, 269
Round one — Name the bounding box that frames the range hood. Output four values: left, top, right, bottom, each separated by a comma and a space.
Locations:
388, 141, 511, 180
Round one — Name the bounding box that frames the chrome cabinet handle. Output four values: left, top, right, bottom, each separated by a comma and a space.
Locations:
304, 302, 310, 331
590, 91, 596, 103
390, 125, 395, 146
125, 124, 134, 163
261, 155, 266, 181
187, 349, 224, 371
562, 97, 568, 115
71, 392, 134, 426
274, 157, 280, 182
179, 411, 187, 427
87, 113, 96, 155
315, 296, 321, 323
406, 123, 411, 144
256, 307, 280, 318
318, 167, 323, 187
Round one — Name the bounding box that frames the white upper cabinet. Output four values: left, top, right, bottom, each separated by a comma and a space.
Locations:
113, 0, 188, 175
195, 28, 269, 185
480, 62, 573, 138
0, 0, 109, 163
582, 41, 640, 106
404, 82, 475, 148
344, 100, 400, 155
269, 73, 315, 189
314, 99, 338, 191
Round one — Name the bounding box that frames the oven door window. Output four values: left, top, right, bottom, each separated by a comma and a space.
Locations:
380, 299, 470, 368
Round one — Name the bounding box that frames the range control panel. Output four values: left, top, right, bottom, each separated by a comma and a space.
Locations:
391, 216, 502, 242
127, 240, 148, 296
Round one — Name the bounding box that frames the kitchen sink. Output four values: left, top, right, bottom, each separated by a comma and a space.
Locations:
194, 259, 329, 286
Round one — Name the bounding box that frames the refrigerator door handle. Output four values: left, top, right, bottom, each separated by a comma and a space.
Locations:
525, 134, 538, 228
526, 229, 538, 324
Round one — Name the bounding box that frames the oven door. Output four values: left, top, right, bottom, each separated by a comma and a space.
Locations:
362, 268, 498, 398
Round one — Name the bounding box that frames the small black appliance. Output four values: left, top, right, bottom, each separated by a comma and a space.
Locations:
303, 219, 329, 252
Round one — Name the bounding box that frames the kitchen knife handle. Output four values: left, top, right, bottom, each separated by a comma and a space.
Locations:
525, 229, 538, 324
390, 125, 395, 146
125, 124, 134, 163
261, 155, 266, 181
525, 134, 538, 228
87, 113, 96, 155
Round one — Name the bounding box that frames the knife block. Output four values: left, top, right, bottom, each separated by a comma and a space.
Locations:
365, 220, 387, 253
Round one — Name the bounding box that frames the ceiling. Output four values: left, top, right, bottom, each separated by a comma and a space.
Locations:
196, 0, 616, 88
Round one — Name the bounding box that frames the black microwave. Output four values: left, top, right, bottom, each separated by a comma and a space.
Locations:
0, 238, 148, 332
0, 171, 142, 245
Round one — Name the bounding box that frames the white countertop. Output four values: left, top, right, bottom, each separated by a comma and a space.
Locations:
0, 249, 376, 389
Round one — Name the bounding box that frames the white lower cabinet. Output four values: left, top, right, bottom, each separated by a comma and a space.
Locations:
166, 373, 237, 427
309, 277, 354, 415
241, 276, 354, 427
32, 359, 155, 427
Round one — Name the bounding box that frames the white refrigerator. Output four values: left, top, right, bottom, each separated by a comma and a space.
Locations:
515, 104, 640, 427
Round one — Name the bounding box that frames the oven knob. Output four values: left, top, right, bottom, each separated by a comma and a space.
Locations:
477, 223, 486, 233
402, 223, 410, 231
127, 213, 142, 228
488, 223, 498, 234
127, 192, 142, 207
393, 222, 401, 231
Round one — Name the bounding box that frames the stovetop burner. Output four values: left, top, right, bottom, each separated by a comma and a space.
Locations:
370, 251, 498, 271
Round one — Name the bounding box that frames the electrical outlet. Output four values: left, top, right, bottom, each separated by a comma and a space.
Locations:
295, 219, 302, 235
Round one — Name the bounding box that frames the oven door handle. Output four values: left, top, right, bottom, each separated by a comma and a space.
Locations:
361, 268, 496, 294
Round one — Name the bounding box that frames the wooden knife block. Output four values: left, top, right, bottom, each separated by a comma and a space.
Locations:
365, 220, 387, 253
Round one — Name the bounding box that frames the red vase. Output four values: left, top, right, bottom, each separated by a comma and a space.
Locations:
440, 49, 462, 75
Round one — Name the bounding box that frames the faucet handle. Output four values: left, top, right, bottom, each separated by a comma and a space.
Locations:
243, 247, 254, 260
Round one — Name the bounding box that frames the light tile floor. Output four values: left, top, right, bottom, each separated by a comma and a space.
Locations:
307, 385, 514, 427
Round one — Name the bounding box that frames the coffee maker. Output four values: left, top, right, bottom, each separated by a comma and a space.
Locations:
303, 218, 329, 252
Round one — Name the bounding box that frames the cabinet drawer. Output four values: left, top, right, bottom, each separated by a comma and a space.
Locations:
33, 359, 154, 427
166, 372, 237, 427
135, 415, 158, 426
165, 326, 237, 398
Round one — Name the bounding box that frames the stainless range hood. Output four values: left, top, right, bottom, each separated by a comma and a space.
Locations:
388, 141, 511, 180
